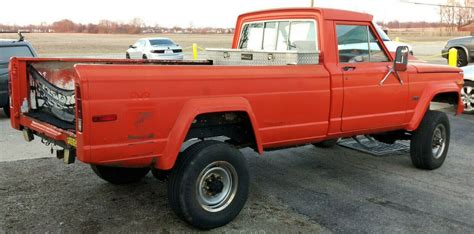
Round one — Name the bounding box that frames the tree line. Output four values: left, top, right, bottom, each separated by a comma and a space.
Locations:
0, 18, 234, 34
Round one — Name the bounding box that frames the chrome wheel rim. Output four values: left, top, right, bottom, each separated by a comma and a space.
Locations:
461, 85, 474, 112
432, 124, 447, 159
196, 161, 238, 213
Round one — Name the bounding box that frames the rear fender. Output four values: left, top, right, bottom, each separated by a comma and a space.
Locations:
407, 82, 462, 131
156, 97, 262, 170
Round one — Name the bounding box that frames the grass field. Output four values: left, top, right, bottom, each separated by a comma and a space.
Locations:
1, 33, 233, 57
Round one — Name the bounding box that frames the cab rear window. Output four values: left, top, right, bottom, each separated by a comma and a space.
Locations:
239, 20, 318, 52
0, 46, 34, 63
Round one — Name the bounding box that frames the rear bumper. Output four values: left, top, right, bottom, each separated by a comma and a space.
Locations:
147, 53, 184, 60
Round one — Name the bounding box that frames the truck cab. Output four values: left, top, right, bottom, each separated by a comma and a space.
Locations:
8, 8, 464, 230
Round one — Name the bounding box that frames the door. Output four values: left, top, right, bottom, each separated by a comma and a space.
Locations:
336, 23, 408, 132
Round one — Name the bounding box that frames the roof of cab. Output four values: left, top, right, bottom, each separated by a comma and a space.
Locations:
238, 7, 373, 22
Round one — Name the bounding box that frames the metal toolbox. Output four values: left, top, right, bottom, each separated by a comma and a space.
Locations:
206, 48, 319, 66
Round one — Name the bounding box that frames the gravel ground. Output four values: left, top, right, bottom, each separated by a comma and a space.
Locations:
0, 110, 473, 232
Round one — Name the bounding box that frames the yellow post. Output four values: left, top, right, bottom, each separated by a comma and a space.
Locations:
448, 48, 458, 67
192, 43, 198, 60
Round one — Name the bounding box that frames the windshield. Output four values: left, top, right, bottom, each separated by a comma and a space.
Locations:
0, 46, 34, 63
374, 24, 391, 42
149, 39, 175, 46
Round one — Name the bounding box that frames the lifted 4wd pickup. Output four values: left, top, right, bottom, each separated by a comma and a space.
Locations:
9, 8, 463, 229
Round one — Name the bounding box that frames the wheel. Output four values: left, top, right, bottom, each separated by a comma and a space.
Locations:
142, 54, 148, 59
456, 49, 468, 67
410, 110, 450, 170
3, 106, 10, 118
167, 140, 249, 230
91, 165, 150, 185
125, 53, 130, 59
151, 168, 170, 181
461, 80, 474, 114
313, 138, 339, 148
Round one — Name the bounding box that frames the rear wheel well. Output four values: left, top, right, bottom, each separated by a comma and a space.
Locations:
184, 112, 258, 151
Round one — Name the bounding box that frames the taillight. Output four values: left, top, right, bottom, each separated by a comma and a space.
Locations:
151, 50, 165, 54
75, 83, 83, 132
92, 114, 117, 122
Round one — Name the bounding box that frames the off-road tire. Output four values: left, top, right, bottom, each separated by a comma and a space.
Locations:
3, 106, 10, 118
313, 139, 339, 148
91, 165, 150, 185
167, 140, 249, 230
410, 110, 450, 170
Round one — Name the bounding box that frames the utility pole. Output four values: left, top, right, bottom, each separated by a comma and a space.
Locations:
311, 0, 314, 7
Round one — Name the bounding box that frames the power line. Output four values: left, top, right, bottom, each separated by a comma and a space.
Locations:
400, 0, 474, 9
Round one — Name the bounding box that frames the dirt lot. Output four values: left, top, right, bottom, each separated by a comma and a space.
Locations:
1, 110, 473, 232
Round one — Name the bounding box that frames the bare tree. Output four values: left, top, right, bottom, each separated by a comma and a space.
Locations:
440, 0, 473, 31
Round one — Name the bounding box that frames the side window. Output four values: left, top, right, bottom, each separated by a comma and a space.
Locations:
337, 25, 370, 63
336, 24, 389, 63
368, 30, 389, 62
0, 46, 34, 63
276, 21, 290, 51
263, 22, 278, 50
239, 23, 264, 50
239, 20, 318, 52
289, 21, 317, 51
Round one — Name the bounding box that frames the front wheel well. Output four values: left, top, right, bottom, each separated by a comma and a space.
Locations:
431, 92, 459, 105
429, 91, 460, 116
184, 111, 258, 151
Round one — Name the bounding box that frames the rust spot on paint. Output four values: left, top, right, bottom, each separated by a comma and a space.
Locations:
135, 112, 153, 126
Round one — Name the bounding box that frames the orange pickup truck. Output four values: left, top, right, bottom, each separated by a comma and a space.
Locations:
8, 8, 464, 229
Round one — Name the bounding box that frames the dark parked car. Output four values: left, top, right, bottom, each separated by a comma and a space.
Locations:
0, 35, 37, 117
442, 36, 474, 67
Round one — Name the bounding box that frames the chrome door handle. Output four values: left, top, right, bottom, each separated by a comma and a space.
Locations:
343, 66, 356, 72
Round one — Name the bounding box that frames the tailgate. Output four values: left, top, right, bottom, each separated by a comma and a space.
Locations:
9, 58, 79, 149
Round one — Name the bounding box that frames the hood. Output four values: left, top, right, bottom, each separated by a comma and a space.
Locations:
411, 63, 462, 74
384, 41, 413, 53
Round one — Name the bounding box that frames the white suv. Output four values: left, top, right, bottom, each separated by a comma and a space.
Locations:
126, 38, 184, 60
461, 65, 474, 113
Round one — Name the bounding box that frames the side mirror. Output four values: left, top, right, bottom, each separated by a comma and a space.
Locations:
129, 45, 136, 49
394, 46, 409, 72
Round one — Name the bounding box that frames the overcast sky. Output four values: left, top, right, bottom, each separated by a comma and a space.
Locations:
0, 0, 445, 27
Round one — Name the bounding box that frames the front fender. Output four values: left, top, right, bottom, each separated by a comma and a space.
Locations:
407, 82, 462, 131
156, 97, 263, 170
